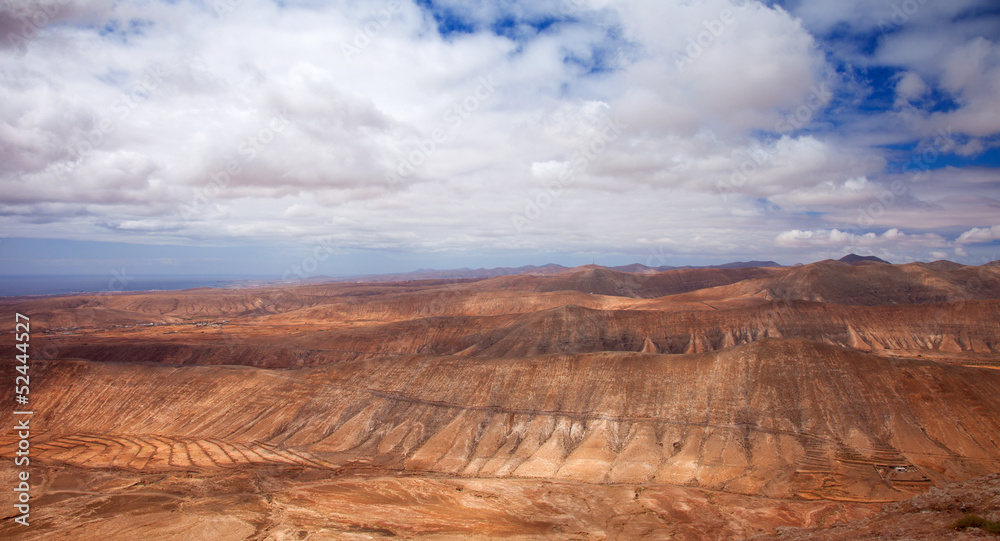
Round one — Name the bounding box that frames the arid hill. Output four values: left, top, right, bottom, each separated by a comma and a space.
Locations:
669, 260, 1000, 306
1, 259, 998, 539
472, 265, 782, 298
838, 254, 890, 265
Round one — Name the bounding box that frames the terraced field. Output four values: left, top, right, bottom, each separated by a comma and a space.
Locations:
1, 260, 998, 539
0, 433, 330, 471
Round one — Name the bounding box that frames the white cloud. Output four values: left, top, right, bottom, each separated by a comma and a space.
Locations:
894, 71, 927, 106
775, 227, 949, 251
0, 0, 997, 267
957, 225, 1000, 244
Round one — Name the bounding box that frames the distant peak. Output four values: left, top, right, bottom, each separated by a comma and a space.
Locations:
839, 254, 890, 265
714, 260, 783, 269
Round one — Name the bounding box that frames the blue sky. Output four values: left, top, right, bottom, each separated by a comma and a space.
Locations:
0, 0, 998, 281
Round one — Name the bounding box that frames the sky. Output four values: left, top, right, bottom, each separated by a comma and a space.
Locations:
0, 0, 999, 278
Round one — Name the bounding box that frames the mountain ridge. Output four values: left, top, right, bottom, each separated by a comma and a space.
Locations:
299, 255, 992, 285
307, 259, 791, 284
2, 253, 999, 539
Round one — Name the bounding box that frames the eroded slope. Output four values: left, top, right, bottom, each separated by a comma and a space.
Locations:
4, 340, 999, 504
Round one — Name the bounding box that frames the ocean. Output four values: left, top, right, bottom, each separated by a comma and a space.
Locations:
0, 275, 279, 297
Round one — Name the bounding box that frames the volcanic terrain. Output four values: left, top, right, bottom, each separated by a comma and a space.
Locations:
1, 257, 999, 539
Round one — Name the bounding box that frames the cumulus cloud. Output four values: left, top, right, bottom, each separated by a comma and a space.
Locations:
775, 227, 949, 250
957, 225, 1000, 244
0, 0, 998, 269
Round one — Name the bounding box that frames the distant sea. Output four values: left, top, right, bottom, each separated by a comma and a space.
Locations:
0, 275, 280, 297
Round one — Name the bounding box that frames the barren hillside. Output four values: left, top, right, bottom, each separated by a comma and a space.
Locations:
1, 260, 998, 539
